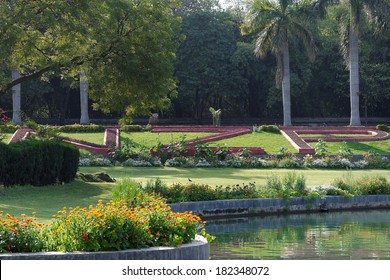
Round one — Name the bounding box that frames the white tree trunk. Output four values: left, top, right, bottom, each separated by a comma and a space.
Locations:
11, 69, 23, 125
349, 15, 361, 126
282, 43, 292, 126
79, 70, 90, 125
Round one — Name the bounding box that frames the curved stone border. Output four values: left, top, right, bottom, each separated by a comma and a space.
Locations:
280, 126, 390, 154
0, 235, 209, 260
170, 195, 390, 219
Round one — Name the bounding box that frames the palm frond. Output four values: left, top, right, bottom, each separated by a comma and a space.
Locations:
289, 20, 317, 61
339, 21, 350, 69
362, 0, 390, 35
254, 20, 278, 57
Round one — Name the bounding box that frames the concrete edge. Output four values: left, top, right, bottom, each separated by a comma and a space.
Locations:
0, 235, 209, 260
169, 195, 390, 219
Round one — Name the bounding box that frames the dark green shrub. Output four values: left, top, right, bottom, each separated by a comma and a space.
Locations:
120, 125, 143, 132
59, 144, 80, 183
24, 120, 38, 130
376, 124, 390, 133
253, 125, 280, 133
0, 140, 79, 186
57, 124, 105, 133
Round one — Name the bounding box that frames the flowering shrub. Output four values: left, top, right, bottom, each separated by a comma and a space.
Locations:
79, 155, 113, 166
0, 212, 43, 253
123, 158, 153, 167
43, 199, 202, 252
1, 197, 204, 253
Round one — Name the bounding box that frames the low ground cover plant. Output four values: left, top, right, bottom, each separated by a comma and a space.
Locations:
79, 150, 390, 170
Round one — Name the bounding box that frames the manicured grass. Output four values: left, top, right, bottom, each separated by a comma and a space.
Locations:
79, 167, 390, 186
121, 132, 216, 147
60, 132, 105, 145
309, 140, 390, 155
2, 167, 389, 223
0, 181, 114, 224
208, 132, 295, 154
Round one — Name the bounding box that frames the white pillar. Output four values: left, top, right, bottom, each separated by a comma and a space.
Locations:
11, 69, 23, 125
80, 70, 90, 125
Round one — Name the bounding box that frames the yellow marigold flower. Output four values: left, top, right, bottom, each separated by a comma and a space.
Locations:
31, 211, 36, 215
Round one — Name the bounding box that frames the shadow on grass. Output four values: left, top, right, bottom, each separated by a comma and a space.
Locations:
0, 180, 114, 223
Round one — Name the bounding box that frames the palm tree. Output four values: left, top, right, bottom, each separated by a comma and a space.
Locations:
315, 0, 390, 126
241, 0, 317, 126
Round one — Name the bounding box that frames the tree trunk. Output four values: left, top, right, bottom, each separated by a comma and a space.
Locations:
79, 70, 90, 125
349, 13, 361, 126
282, 42, 292, 126
11, 69, 23, 125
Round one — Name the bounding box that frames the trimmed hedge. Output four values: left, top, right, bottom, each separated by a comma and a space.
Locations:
56, 124, 105, 133
0, 140, 79, 186
376, 124, 390, 133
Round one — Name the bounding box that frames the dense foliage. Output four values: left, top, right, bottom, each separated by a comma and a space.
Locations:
0, 140, 79, 186
0, 0, 388, 122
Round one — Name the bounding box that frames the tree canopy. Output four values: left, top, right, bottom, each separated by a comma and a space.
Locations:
0, 0, 182, 121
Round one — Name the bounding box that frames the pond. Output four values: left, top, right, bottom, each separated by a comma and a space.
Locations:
206, 210, 390, 260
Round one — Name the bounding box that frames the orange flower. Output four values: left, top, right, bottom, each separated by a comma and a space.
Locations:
81, 233, 89, 241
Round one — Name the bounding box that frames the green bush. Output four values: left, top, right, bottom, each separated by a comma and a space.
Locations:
376, 124, 390, 133
120, 125, 143, 132
0, 140, 79, 186
57, 124, 105, 133
0, 124, 19, 133
24, 120, 39, 130
355, 176, 390, 195
265, 172, 307, 198
253, 125, 280, 133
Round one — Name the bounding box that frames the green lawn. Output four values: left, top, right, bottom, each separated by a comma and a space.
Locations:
1, 167, 389, 223
208, 132, 296, 154
60, 132, 105, 145
309, 139, 390, 155
121, 132, 216, 147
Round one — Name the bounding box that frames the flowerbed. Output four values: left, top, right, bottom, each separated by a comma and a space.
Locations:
1, 194, 205, 253
79, 152, 390, 170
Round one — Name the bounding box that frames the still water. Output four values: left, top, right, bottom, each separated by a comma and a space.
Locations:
206, 210, 390, 260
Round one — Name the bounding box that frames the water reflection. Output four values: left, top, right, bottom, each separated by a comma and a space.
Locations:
206, 210, 390, 260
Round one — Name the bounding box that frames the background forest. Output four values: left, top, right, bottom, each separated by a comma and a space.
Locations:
0, 0, 389, 124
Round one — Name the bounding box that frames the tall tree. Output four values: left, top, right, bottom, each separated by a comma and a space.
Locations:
315, 0, 390, 125
0, 0, 182, 122
241, 0, 317, 126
